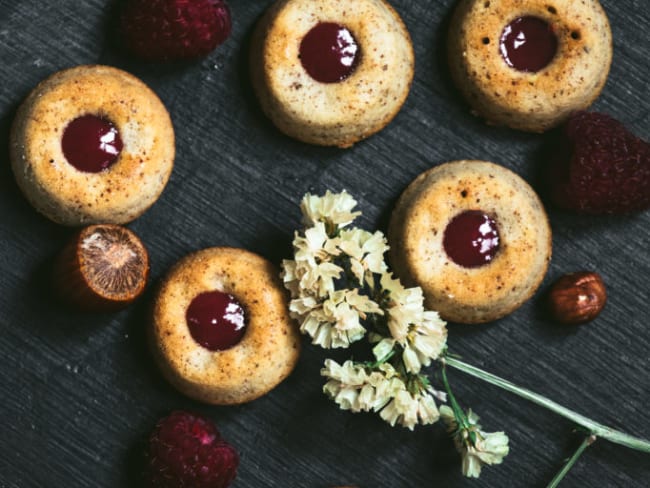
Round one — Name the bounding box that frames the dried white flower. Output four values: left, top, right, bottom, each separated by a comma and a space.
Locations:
440, 405, 510, 478
364, 363, 408, 411
282, 257, 342, 300
404, 310, 448, 373
293, 289, 380, 349
379, 382, 442, 430
380, 273, 426, 340
293, 222, 338, 264
282, 221, 344, 298
322, 290, 368, 334
337, 228, 389, 285
380, 389, 417, 428
300, 190, 361, 229
301, 261, 344, 297
380, 273, 447, 373
322, 360, 417, 416
322, 360, 369, 411
281, 259, 301, 297
288, 295, 319, 316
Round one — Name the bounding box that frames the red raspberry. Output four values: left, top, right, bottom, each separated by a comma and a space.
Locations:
549, 111, 650, 214
147, 411, 239, 487
120, 0, 232, 61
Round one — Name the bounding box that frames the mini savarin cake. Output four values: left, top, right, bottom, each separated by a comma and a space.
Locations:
151, 247, 301, 405
10, 65, 174, 226
251, 0, 414, 147
388, 160, 552, 324
448, 0, 612, 132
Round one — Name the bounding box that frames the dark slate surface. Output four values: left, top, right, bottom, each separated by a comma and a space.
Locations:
0, 0, 648, 487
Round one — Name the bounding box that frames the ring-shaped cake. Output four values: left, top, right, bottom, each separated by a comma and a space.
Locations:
151, 247, 301, 405
251, 0, 415, 147
10, 65, 175, 226
447, 0, 612, 132
388, 160, 552, 324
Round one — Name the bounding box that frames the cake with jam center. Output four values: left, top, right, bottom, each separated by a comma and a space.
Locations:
151, 247, 301, 405
10, 65, 175, 226
251, 0, 414, 147
388, 160, 552, 324
447, 0, 612, 132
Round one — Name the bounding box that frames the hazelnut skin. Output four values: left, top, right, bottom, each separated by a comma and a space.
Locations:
53, 224, 150, 312
548, 272, 607, 325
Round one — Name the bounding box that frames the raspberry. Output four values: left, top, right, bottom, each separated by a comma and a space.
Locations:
120, 0, 232, 61
549, 111, 650, 214
147, 411, 239, 487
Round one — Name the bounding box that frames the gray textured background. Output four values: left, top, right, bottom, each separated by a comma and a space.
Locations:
0, 0, 648, 486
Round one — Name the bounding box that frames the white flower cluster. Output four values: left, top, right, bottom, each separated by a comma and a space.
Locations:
322, 359, 446, 430
440, 405, 510, 478
300, 190, 361, 229
283, 191, 447, 358
282, 191, 390, 348
282, 190, 449, 429
372, 273, 447, 374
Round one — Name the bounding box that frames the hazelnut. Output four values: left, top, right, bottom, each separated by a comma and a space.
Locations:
548, 271, 607, 325
53, 224, 150, 311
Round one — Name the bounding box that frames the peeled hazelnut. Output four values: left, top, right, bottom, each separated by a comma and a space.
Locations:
548, 271, 607, 324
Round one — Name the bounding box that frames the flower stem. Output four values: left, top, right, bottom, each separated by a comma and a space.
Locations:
445, 356, 650, 453
546, 435, 596, 488
440, 363, 469, 428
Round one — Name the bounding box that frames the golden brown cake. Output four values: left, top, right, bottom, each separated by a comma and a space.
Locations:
388, 160, 552, 324
448, 0, 612, 132
10, 65, 175, 226
151, 247, 301, 405
251, 0, 414, 147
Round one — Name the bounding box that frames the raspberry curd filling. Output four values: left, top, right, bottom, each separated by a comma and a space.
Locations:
299, 22, 360, 83
443, 210, 500, 268
62, 114, 123, 173
186, 290, 247, 351
499, 16, 558, 72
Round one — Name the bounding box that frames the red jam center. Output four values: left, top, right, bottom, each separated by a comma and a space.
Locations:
186, 291, 247, 351
299, 22, 359, 83
61, 115, 123, 173
499, 16, 558, 72
443, 210, 500, 268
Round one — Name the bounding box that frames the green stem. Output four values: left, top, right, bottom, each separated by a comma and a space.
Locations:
445, 356, 650, 453
362, 348, 396, 369
546, 435, 596, 488
440, 364, 469, 429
